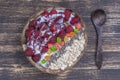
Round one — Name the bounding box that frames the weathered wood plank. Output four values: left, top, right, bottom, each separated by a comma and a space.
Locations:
0, 0, 120, 80
0, 51, 120, 70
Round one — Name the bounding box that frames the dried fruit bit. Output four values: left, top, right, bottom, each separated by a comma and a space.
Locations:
47, 49, 52, 54
55, 43, 61, 50
64, 9, 72, 21
65, 25, 73, 33
41, 10, 49, 17
64, 36, 68, 42
50, 8, 57, 15
32, 54, 41, 62
66, 33, 71, 37
29, 20, 37, 28
47, 43, 52, 48
25, 48, 34, 56
41, 46, 48, 53
41, 59, 46, 64
70, 32, 75, 37
61, 41, 65, 46
74, 28, 79, 33
45, 55, 51, 60
51, 45, 57, 52
57, 37, 62, 44
70, 16, 80, 25
76, 23, 82, 30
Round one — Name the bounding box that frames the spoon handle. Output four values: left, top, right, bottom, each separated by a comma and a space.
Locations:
95, 27, 103, 69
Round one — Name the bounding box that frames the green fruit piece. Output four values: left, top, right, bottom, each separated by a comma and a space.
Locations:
74, 29, 79, 33
51, 45, 57, 52
41, 59, 46, 64
57, 37, 62, 44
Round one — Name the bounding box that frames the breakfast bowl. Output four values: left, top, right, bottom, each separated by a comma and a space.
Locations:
21, 7, 87, 74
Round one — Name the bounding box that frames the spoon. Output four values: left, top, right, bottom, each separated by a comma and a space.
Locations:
91, 9, 106, 69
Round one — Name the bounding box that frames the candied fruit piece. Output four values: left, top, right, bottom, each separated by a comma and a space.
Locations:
55, 43, 61, 50
70, 32, 75, 37
61, 41, 65, 46
45, 55, 51, 60
47, 43, 52, 48
47, 49, 52, 54
41, 59, 46, 64
51, 45, 57, 52
66, 33, 71, 37
76, 23, 82, 30
57, 37, 62, 44
64, 36, 68, 42
74, 28, 79, 33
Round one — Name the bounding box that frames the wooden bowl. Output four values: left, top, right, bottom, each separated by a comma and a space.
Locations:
21, 7, 88, 74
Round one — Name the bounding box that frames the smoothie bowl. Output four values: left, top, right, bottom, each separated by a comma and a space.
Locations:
21, 7, 87, 74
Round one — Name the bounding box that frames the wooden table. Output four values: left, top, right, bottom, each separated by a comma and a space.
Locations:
0, 0, 120, 80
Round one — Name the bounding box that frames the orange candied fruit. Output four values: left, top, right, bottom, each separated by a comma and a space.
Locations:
45, 55, 51, 60
66, 33, 71, 37
70, 32, 75, 37
76, 23, 82, 30
55, 43, 61, 50
47, 43, 52, 48
61, 41, 65, 46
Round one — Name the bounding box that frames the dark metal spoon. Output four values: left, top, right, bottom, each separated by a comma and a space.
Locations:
91, 9, 106, 69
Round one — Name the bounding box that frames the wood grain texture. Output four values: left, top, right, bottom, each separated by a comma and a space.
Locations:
0, 0, 120, 80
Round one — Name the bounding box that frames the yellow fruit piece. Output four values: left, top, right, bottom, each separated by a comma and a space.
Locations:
47, 49, 52, 54
64, 36, 68, 42
45, 55, 51, 60
76, 23, 82, 30
70, 32, 75, 37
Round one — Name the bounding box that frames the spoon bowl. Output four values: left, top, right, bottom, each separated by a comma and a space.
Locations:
91, 9, 106, 26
